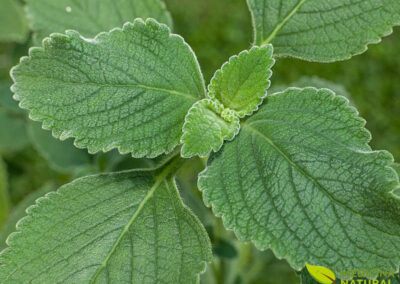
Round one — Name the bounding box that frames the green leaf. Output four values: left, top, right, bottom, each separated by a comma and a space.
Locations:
247, 0, 400, 62
0, 81, 29, 153
199, 87, 400, 272
28, 122, 91, 173
11, 19, 206, 158
0, 0, 28, 43
0, 184, 54, 250
181, 99, 240, 158
28, 0, 173, 43
0, 160, 211, 283
208, 45, 274, 117
0, 158, 9, 228
0, 112, 28, 153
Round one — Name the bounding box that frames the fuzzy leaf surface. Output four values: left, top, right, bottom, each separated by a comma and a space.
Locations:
199, 88, 400, 272
208, 45, 274, 117
181, 99, 240, 158
11, 19, 206, 158
0, 162, 211, 283
28, 0, 172, 43
247, 0, 400, 62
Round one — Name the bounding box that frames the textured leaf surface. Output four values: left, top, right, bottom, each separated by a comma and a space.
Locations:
247, 0, 400, 61
181, 99, 240, 158
208, 45, 274, 117
28, 0, 172, 43
0, 0, 28, 43
0, 161, 211, 283
0, 158, 8, 228
11, 19, 206, 158
199, 88, 400, 272
28, 122, 91, 172
0, 184, 54, 250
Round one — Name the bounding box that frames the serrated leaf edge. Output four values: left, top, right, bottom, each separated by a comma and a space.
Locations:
10, 18, 206, 159
198, 87, 400, 273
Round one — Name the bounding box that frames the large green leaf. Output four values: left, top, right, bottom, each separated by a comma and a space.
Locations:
28, 122, 91, 172
247, 0, 400, 62
199, 88, 400, 272
11, 19, 206, 158
208, 45, 274, 117
28, 0, 173, 43
0, 0, 28, 43
0, 158, 9, 228
0, 160, 211, 283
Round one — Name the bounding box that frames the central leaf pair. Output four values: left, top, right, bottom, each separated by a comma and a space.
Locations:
181, 45, 275, 158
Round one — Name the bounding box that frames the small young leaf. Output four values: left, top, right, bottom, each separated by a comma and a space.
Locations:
28, 0, 173, 43
0, 161, 211, 283
0, 0, 28, 43
28, 122, 91, 173
208, 45, 274, 117
247, 0, 400, 62
11, 19, 206, 158
199, 88, 400, 272
181, 99, 240, 158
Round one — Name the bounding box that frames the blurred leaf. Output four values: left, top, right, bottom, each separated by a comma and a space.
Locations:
0, 0, 28, 43
28, 0, 173, 43
28, 122, 91, 173
213, 239, 238, 259
270, 76, 353, 105
0, 158, 9, 228
0, 183, 54, 250
0, 111, 28, 153
0, 81, 29, 153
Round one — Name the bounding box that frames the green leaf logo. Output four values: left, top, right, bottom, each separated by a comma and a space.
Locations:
306, 263, 336, 284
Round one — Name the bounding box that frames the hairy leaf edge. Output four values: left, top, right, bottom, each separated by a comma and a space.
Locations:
207, 44, 275, 117
10, 18, 207, 159
198, 87, 400, 272
0, 166, 212, 280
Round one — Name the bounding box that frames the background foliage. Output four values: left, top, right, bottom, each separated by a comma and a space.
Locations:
0, 0, 399, 283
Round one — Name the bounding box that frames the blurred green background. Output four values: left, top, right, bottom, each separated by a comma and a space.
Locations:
0, 0, 399, 283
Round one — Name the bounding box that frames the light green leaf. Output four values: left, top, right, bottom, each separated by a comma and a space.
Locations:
28, 0, 173, 43
11, 19, 206, 158
181, 99, 240, 158
28, 122, 91, 173
0, 160, 211, 283
0, 184, 54, 250
0, 0, 28, 43
247, 0, 400, 62
0, 158, 9, 229
199, 87, 400, 272
208, 45, 274, 117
